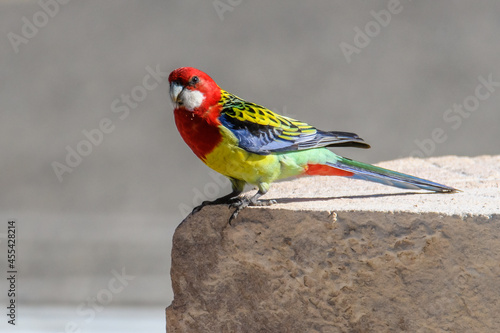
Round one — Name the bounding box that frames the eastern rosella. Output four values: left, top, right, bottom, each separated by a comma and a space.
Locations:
169, 67, 457, 221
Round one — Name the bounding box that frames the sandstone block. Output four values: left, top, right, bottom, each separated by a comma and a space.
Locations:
166, 156, 500, 332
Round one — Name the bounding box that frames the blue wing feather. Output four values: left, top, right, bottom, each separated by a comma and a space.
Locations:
218, 90, 370, 155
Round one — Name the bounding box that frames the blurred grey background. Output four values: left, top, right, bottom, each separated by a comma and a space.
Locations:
1, 0, 499, 331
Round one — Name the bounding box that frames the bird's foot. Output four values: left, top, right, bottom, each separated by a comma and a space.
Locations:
190, 192, 276, 225
191, 196, 241, 215
228, 197, 277, 224
191, 201, 209, 215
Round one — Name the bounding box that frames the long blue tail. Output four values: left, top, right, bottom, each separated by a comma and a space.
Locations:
329, 156, 458, 192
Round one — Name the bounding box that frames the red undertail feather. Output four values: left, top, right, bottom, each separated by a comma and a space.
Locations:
304, 164, 354, 177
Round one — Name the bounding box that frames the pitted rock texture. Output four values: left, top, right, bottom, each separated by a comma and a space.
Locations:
166, 156, 500, 332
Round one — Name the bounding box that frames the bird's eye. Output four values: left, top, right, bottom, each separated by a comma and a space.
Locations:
191, 76, 199, 85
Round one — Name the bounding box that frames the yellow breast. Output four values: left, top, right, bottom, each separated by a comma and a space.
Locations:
203, 126, 281, 186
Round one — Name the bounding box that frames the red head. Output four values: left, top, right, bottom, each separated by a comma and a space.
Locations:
168, 67, 221, 114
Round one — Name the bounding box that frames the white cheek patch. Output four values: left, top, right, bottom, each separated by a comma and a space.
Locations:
182, 90, 205, 111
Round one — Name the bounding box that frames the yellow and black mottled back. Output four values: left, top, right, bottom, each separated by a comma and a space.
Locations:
218, 90, 370, 155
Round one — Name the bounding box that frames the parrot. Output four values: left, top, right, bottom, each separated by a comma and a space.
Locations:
168, 67, 457, 222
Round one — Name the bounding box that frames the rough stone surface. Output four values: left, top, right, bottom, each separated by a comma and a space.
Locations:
166, 156, 500, 332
